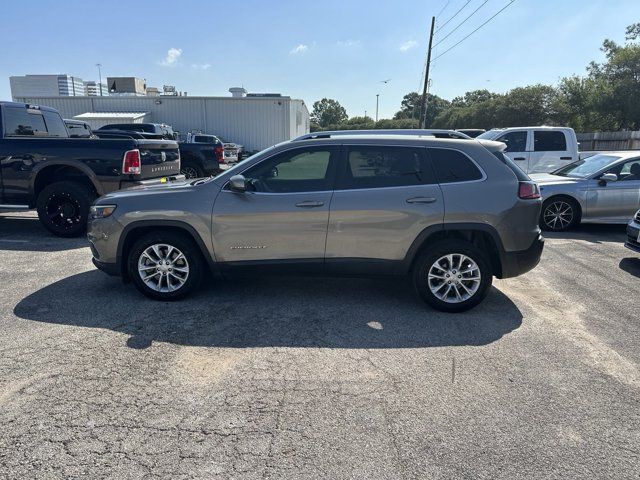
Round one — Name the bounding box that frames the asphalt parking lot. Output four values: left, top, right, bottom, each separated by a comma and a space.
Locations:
0, 212, 639, 479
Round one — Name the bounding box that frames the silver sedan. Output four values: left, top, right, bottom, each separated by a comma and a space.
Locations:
531, 152, 640, 231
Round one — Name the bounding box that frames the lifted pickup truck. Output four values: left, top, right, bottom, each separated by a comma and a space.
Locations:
0, 102, 182, 237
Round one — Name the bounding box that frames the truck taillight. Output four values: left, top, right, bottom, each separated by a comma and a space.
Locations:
518, 181, 541, 199
122, 149, 141, 175
214, 145, 225, 164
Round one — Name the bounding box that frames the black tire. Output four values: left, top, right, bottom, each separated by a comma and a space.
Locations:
412, 240, 493, 313
128, 231, 204, 301
36, 181, 95, 237
180, 163, 204, 179
540, 196, 580, 232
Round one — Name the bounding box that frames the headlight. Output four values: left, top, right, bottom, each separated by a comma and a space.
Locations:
90, 205, 117, 219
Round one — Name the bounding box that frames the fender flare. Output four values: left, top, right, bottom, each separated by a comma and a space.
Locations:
116, 219, 217, 276
400, 222, 506, 274
30, 160, 104, 197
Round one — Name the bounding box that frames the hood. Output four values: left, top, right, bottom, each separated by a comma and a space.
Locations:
529, 173, 582, 186
97, 178, 209, 203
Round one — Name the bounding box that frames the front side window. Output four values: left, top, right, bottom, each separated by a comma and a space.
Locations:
3, 107, 47, 136
534, 131, 567, 151
429, 148, 484, 184
242, 147, 337, 193
337, 146, 435, 189
496, 131, 527, 152
606, 158, 640, 181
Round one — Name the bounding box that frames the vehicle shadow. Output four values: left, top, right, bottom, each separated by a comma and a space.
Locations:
619, 257, 640, 278
0, 214, 87, 252
14, 271, 523, 350
544, 223, 627, 244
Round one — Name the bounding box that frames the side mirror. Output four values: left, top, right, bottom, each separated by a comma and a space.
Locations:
599, 173, 618, 185
229, 174, 247, 192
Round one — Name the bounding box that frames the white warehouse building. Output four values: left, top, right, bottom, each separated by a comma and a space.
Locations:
15, 88, 310, 151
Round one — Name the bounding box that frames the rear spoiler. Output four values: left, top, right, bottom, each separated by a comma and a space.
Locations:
476, 139, 507, 152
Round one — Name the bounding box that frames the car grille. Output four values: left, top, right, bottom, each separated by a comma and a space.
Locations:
635, 210, 640, 223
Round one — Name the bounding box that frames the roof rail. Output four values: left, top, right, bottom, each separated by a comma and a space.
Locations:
293, 129, 471, 141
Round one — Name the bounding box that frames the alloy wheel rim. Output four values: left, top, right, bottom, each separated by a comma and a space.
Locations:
46, 193, 81, 229
138, 243, 189, 293
181, 166, 199, 179
544, 201, 573, 230
427, 253, 481, 303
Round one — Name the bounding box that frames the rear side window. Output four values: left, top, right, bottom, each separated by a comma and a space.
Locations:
42, 111, 68, 137
534, 131, 567, 151
429, 148, 483, 183
496, 131, 527, 152
337, 146, 435, 189
3, 107, 47, 136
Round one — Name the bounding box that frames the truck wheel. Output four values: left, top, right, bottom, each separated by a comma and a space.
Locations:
540, 197, 580, 231
128, 231, 203, 301
180, 163, 204, 179
36, 181, 95, 237
412, 240, 493, 313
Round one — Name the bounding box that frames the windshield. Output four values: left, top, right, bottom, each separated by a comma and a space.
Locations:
552, 154, 622, 178
476, 130, 502, 140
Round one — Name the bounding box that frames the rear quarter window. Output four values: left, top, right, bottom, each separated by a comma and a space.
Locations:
428, 148, 484, 183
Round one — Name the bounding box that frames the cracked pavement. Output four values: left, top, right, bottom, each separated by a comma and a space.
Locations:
0, 212, 639, 479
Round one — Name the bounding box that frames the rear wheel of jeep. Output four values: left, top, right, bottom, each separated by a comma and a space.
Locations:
128, 232, 204, 300
413, 240, 493, 313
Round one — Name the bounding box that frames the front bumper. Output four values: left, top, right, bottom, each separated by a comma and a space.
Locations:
92, 257, 119, 276
499, 234, 545, 279
625, 221, 640, 253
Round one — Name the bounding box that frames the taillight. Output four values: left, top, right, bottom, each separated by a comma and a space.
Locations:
214, 145, 225, 164
518, 181, 541, 199
122, 149, 141, 175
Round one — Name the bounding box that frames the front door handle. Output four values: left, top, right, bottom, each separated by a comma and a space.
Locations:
560, 156, 572, 160
513, 157, 526, 161
295, 200, 325, 208
406, 197, 437, 204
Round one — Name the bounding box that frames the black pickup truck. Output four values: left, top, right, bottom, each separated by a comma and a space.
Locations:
0, 102, 182, 237
94, 127, 227, 178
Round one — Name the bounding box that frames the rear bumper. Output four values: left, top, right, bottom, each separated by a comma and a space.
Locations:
625, 221, 640, 253
499, 234, 545, 279
120, 174, 186, 190
92, 257, 120, 276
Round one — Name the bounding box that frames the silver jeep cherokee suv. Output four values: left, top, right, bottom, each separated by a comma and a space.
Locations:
88, 133, 544, 312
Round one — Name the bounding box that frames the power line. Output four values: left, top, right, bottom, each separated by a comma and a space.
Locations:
435, 0, 471, 33
433, 0, 488, 48
436, 0, 451, 18
432, 0, 517, 62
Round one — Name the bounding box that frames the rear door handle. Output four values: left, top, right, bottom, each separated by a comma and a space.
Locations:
513, 157, 526, 161
406, 197, 437, 204
295, 200, 325, 208
560, 156, 572, 160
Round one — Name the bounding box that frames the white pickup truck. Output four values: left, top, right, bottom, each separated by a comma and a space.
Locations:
477, 126, 579, 174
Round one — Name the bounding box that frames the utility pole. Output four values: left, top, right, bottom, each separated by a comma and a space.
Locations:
96, 63, 103, 96
418, 16, 436, 128
375, 94, 379, 122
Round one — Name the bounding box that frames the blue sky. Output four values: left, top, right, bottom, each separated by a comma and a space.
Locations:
1, 0, 638, 118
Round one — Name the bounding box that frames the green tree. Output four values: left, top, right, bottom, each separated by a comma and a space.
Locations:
311, 98, 348, 128
394, 92, 450, 127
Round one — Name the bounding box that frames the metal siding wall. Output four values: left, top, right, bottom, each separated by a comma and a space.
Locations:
15, 96, 305, 151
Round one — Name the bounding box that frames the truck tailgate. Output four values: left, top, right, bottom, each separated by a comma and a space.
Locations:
138, 140, 181, 179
